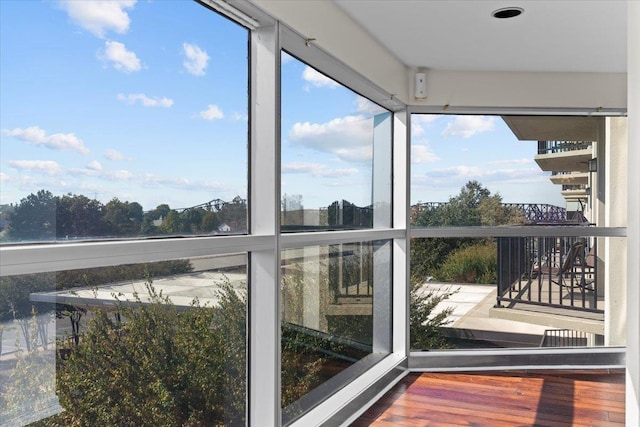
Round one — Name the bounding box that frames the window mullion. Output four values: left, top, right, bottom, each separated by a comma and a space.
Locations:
249, 22, 281, 427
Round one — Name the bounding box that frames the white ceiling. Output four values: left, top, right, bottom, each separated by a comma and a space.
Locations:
334, 0, 627, 73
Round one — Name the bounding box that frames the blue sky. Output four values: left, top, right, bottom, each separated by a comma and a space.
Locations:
0, 0, 564, 212
411, 115, 564, 206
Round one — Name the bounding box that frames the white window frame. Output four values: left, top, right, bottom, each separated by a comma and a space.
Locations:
3, 0, 637, 425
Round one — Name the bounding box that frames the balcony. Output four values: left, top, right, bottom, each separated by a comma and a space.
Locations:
534, 141, 593, 172
550, 171, 589, 186
561, 184, 589, 201
491, 234, 603, 339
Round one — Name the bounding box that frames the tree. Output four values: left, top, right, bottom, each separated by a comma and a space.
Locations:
217, 196, 247, 232
47, 279, 247, 426
160, 209, 185, 234
8, 190, 56, 241
411, 181, 522, 282
56, 194, 106, 238
201, 210, 219, 232
181, 208, 204, 233
104, 198, 143, 236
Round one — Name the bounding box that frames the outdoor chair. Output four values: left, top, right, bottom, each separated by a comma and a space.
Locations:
530, 240, 593, 291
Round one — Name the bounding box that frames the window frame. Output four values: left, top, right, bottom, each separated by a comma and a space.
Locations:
0, 1, 631, 426
406, 108, 627, 371
275, 24, 409, 427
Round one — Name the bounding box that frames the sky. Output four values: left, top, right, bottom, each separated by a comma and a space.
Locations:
0, 0, 564, 212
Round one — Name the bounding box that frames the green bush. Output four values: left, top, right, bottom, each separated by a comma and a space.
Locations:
40, 279, 246, 427
437, 241, 497, 284
409, 277, 457, 350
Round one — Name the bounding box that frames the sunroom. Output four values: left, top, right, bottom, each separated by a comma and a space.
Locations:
0, 0, 638, 426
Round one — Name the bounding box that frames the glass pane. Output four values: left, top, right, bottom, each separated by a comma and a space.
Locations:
0, 254, 247, 426
410, 236, 624, 350
281, 240, 391, 423
280, 53, 392, 231
0, 1, 248, 243
411, 114, 603, 227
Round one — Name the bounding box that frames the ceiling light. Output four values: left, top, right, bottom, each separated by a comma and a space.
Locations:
491, 7, 524, 19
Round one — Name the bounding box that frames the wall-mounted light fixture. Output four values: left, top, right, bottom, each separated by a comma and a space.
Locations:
415, 72, 427, 99
588, 157, 598, 172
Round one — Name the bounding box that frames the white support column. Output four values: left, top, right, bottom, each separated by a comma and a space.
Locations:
626, 1, 640, 425
249, 22, 281, 427
392, 110, 409, 356
604, 117, 627, 346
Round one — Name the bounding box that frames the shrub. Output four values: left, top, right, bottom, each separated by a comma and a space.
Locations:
437, 241, 497, 284
409, 277, 457, 350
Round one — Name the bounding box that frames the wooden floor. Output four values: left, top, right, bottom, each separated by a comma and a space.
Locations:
352, 370, 625, 426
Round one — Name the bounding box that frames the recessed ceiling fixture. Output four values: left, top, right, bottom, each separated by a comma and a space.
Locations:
491, 7, 524, 19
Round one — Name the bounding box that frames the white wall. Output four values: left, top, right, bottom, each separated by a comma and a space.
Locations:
626, 1, 640, 424
250, 0, 626, 110
410, 70, 626, 109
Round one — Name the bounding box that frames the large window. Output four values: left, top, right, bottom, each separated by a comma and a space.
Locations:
278, 48, 396, 423
0, 254, 248, 426
280, 240, 391, 424
1, 1, 250, 425
0, 0, 248, 242
409, 114, 627, 351
280, 54, 392, 231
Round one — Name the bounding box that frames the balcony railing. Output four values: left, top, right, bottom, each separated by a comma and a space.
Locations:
537, 140, 593, 155
496, 235, 601, 314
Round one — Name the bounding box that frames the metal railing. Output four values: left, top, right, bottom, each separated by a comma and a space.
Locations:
496, 235, 601, 314
537, 140, 593, 155
540, 329, 589, 347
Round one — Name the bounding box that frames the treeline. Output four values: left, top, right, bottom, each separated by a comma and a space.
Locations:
1, 190, 247, 242
411, 180, 526, 283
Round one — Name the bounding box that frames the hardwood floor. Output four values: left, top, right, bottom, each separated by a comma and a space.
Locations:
352, 370, 625, 426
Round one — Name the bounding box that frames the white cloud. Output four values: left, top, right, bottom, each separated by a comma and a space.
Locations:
104, 149, 125, 161
489, 158, 534, 166
289, 115, 373, 163
302, 66, 339, 88
117, 93, 173, 108
199, 104, 224, 121
99, 40, 141, 73
8, 160, 63, 175
59, 0, 136, 39
112, 170, 134, 180
282, 162, 359, 178
442, 116, 496, 138
425, 165, 544, 184
87, 160, 103, 171
411, 143, 439, 164
0, 172, 7, 182
2, 126, 89, 154
139, 174, 225, 191
182, 42, 209, 76
412, 114, 439, 137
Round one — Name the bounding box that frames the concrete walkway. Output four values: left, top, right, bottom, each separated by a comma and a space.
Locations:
420, 282, 549, 347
